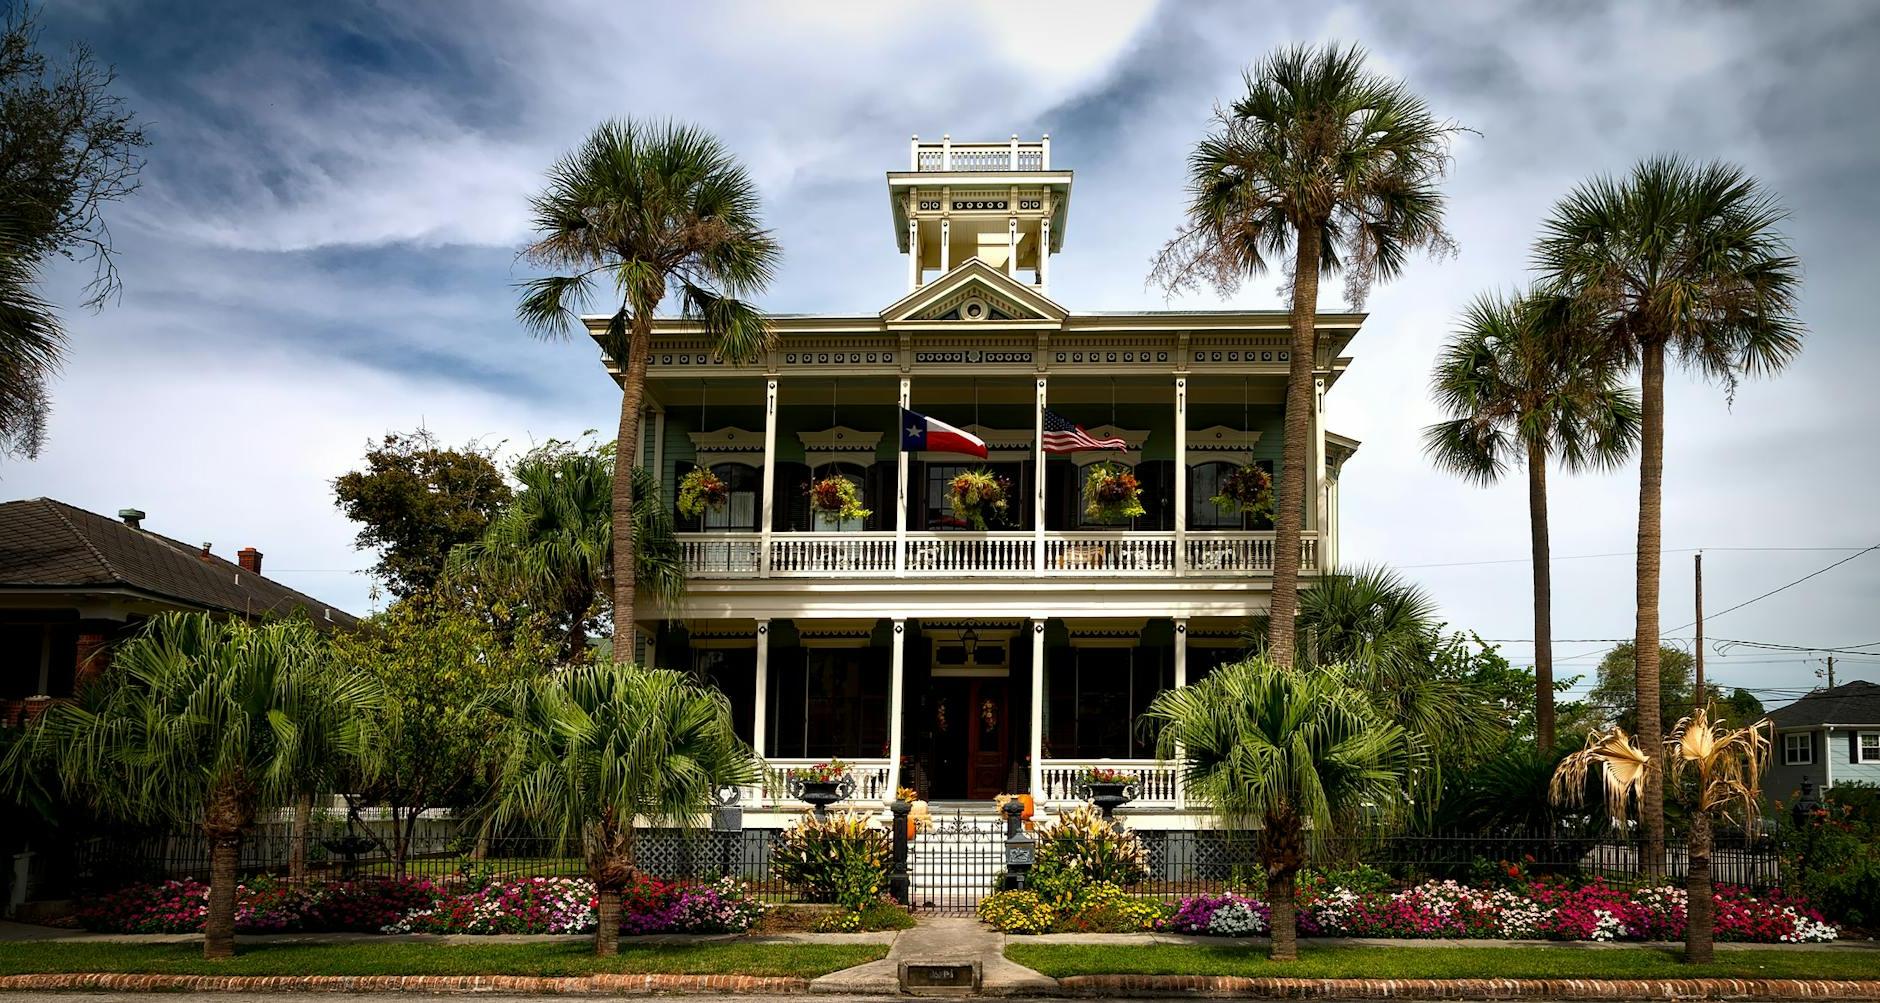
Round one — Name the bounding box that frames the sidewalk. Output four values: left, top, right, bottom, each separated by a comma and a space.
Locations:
810, 916, 1055, 996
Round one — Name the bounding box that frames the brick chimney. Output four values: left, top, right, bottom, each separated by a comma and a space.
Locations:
237, 547, 263, 575
199, 542, 213, 562
118, 508, 145, 529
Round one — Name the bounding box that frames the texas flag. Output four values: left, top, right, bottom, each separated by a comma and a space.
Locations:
900, 407, 989, 458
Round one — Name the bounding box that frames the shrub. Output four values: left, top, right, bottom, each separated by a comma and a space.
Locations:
978, 889, 1055, 934
772, 811, 890, 907
1781, 814, 1880, 927
1032, 804, 1150, 888
1054, 882, 1170, 932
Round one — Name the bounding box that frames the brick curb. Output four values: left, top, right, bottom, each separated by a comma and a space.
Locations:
0, 972, 810, 994
1057, 975, 1880, 999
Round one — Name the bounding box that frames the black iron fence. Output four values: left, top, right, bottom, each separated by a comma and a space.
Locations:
66, 816, 1786, 915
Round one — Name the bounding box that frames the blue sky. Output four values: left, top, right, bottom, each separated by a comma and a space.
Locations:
15, 0, 1880, 705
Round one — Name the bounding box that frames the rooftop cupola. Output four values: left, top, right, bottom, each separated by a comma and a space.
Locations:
889, 134, 1072, 294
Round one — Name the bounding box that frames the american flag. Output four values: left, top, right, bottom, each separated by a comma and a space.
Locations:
1042, 410, 1127, 453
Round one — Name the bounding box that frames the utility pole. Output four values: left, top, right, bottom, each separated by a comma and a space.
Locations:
1693, 552, 1705, 707
1827, 654, 1836, 689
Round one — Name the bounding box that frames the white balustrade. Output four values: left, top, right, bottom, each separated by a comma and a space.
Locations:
1042, 533, 1174, 575
677, 533, 761, 578
1183, 532, 1320, 574
678, 531, 1318, 579
769, 533, 897, 576
902, 532, 1035, 575
913, 140, 1048, 172
751, 758, 895, 808
1038, 760, 1183, 809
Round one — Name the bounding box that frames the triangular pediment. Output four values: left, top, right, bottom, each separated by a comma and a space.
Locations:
881, 258, 1067, 324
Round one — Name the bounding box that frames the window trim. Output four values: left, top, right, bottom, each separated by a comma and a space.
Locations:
1857, 731, 1880, 765
1783, 731, 1814, 766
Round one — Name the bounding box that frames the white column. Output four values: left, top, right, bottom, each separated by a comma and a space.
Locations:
1173, 619, 1187, 808
1309, 376, 1326, 571
941, 133, 952, 171
1038, 217, 1051, 292
896, 378, 911, 577
753, 620, 771, 758
939, 216, 950, 274
1033, 378, 1047, 572
1029, 619, 1046, 801
650, 409, 666, 477
909, 133, 920, 172
759, 379, 778, 577
1826, 726, 1836, 790
907, 217, 920, 292
1173, 377, 1187, 576
888, 619, 906, 801
1009, 133, 1019, 170
1007, 216, 1018, 278
1041, 133, 1051, 170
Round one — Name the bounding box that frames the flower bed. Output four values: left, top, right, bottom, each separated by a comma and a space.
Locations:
76, 875, 765, 936
1158, 879, 1837, 944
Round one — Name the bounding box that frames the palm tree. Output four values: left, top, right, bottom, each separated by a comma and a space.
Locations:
1152, 43, 1463, 669
1424, 291, 1641, 753
1550, 708, 1770, 963
1250, 564, 1504, 802
1145, 659, 1414, 960
1534, 157, 1802, 873
490, 662, 760, 956
0, 211, 64, 460
453, 442, 684, 661
0, 612, 379, 959
517, 119, 780, 656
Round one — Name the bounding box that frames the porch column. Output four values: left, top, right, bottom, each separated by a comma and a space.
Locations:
1007, 215, 1018, 278
1038, 214, 1051, 293
896, 377, 910, 577
1173, 377, 1187, 576
940, 215, 951, 273
752, 621, 771, 759
650, 408, 665, 474
1173, 619, 1187, 809
1307, 377, 1325, 536
759, 378, 778, 577
887, 619, 907, 800
1033, 377, 1047, 572
907, 215, 920, 291
1029, 619, 1046, 800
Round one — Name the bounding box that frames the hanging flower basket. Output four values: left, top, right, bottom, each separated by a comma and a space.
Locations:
808, 476, 871, 523
677, 468, 729, 518
1082, 461, 1145, 522
1210, 463, 1273, 520
947, 469, 1012, 530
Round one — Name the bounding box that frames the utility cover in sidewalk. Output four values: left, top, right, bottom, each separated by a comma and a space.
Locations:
899, 960, 981, 996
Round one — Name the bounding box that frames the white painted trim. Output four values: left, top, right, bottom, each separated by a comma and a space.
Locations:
888, 619, 906, 799
1783, 731, 1815, 766
1857, 731, 1880, 765
760, 383, 778, 578
753, 621, 770, 757
1174, 380, 1187, 576
1030, 619, 1045, 800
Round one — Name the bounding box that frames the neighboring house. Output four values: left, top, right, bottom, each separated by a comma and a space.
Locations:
1765, 679, 1880, 802
589, 136, 1362, 826
0, 497, 358, 725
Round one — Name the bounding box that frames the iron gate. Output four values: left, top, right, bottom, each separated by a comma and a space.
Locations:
906, 812, 1007, 914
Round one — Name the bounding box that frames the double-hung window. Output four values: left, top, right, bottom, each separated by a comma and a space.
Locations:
1783, 732, 1814, 766
1858, 732, 1880, 765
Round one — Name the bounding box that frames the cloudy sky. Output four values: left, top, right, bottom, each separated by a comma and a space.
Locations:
15, 0, 1879, 705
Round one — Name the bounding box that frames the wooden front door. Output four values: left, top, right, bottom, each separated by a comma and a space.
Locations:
964, 678, 1009, 800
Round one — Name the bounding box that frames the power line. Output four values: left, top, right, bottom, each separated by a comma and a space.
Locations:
1666, 544, 1878, 633
1397, 545, 1867, 571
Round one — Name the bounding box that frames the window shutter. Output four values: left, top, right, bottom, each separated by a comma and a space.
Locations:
1853, 731, 1862, 763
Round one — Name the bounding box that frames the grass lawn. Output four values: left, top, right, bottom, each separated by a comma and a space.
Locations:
1007, 944, 1880, 981
0, 941, 885, 979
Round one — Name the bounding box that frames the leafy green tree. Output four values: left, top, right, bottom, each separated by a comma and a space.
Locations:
1589, 642, 1696, 736
1152, 43, 1463, 668
333, 429, 512, 599
1146, 660, 1414, 960
490, 663, 760, 956
330, 585, 555, 875
1535, 155, 1803, 874
0, 5, 147, 459
451, 439, 684, 661
1425, 290, 1640, 752
515, 119, 780, 654
1, 612, 379, 958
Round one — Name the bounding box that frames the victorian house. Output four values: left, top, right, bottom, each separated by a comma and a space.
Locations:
591, 136, 1362, 826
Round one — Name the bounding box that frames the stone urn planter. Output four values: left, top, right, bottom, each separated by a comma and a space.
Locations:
1078, 772, 1139, 820
787, 760, 856, 818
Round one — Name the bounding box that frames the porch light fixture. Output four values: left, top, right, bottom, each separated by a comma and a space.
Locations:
960, 627, 980, 659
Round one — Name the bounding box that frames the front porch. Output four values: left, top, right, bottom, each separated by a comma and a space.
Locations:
648, 616, 1248, 819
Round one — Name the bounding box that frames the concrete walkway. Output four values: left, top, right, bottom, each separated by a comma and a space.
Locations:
810, 917, 1055, 996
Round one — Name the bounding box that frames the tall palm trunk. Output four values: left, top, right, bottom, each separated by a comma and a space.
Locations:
1269, 225, 1323, 671
289, 793, 313, 882
595, 884, 623, 956
611, 313, 655, 660
204, 833, 240, 959
1262, 810, 1303, 961
1636, 340, 1667, 876
1686, 810, 1715, 963
1527, 440, 1555, 754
